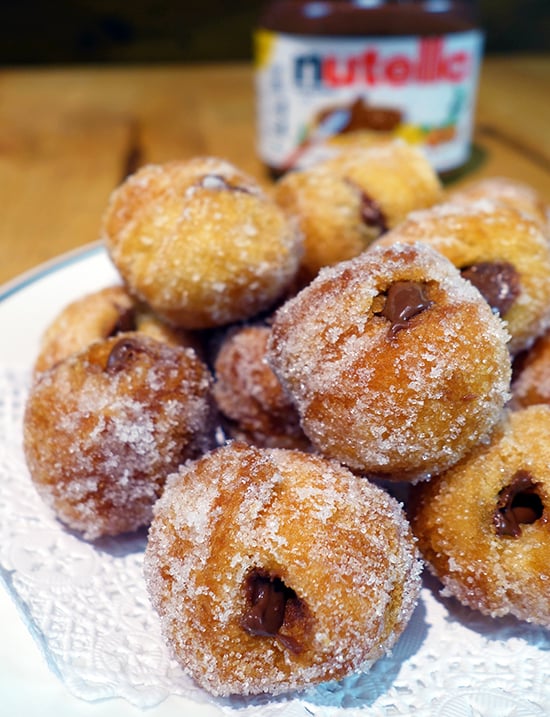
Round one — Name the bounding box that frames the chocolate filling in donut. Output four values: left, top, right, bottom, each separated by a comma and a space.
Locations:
375, 281, 433, 336
460, 261, 521, 317
196, 173, 252, 194
345, 178, 388, 236
241, 569, 303, 653
494, 470, 544, 537
105, 337, 149, 373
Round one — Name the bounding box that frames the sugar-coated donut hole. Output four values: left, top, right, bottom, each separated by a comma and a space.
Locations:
494, 470, 545, 537
371, 199, 550, 356
448, 176, 550, 238
24, 332, 217, 540
409, 406, 550, 625
102, 157, 303, 329
273, 141, 443, 281
211, 323, 309, 449
33, 284, 204, 377
268, 242, 512, 480
144, 442, 422, 695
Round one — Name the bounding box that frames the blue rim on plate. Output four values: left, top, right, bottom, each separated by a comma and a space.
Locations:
0, 241, 105, 304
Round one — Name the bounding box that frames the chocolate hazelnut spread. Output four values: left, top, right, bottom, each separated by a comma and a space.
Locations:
196, 174, 253, 194
241, 571, 303, 653
241, 573, 288, 637
105, 337, 148, 373
494, 470, 544, 537
461, 260, 521, 317
377, 281, 433, 335
254, 1, 483, 175
345, 177, 388, 234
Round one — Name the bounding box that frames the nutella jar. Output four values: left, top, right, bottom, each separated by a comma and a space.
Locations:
254, 1, 483, 175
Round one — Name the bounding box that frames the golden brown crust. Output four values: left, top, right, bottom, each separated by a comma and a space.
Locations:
34, 285, 134, 374
273, 141, 443, 280
24, 333, 217, 540
511, 328, 550, 408
212, 324, 309, 449
144, 442, 422, 696
448, 176, 550, 237
33, 284, 201, 375
267, 242, 511, 481
409, 406, 550, 626
101, 157, 303, 329
373, 198, 550, 355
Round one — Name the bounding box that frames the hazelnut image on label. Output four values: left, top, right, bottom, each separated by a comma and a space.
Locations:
267, 242, 511, 481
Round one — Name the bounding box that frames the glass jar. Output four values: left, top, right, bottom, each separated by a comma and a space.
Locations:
254, 0, 483, 176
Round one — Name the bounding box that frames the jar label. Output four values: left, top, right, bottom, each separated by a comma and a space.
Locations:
254, 29, 484, 172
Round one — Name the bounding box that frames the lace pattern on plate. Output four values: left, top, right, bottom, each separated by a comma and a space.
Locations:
0, 366, 549, 717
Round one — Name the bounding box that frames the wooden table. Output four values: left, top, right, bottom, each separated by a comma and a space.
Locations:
1, 55, 549, 286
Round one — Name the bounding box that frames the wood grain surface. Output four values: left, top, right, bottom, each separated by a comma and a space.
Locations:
0, 56, 549, 285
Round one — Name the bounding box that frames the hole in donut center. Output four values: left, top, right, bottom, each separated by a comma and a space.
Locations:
374, 281, 432, 335
105, 337, 149, 373
241, 569, 302, 653
494, 470, 544, 537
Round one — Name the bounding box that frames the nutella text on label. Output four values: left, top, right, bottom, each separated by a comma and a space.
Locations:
255, 30, 483, 173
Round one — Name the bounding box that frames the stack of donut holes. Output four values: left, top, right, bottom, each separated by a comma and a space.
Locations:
22, 145, 550, 698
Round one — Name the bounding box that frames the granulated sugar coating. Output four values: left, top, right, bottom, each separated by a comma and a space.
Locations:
33, 284, 200, 376
373, 198, 550, 355
273, 141, 443, 281
268, 242, 512, 481
23, 333, 217, 540
448, 176, 550, 238
143, 442, 422, 697
410, 406, 550, 627
101, 157, 303, 329
212, 323, 310, 450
